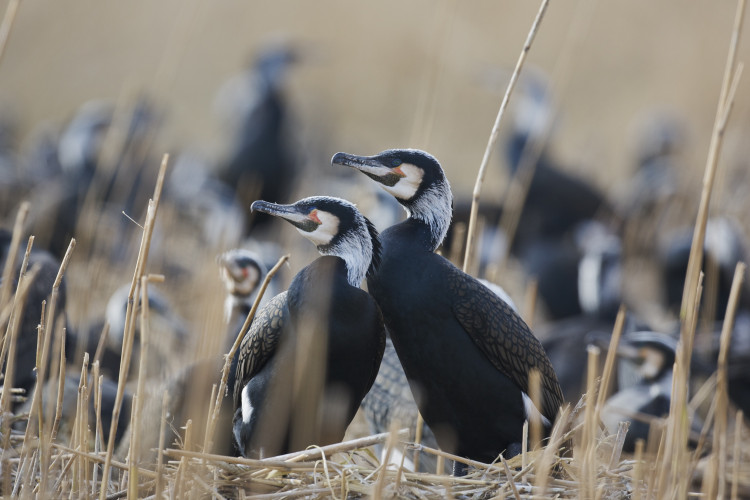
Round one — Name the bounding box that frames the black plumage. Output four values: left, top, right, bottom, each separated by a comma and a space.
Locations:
332, 149, 564, 470
214, 46, 300, 235
232, 196, 385, 458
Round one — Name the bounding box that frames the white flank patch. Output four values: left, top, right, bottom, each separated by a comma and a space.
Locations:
578, 252, 602, 315
241, 385, 254, 424
522, 392, 551, 428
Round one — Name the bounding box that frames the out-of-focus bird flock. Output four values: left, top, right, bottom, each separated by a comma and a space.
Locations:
1, 0, 750, 495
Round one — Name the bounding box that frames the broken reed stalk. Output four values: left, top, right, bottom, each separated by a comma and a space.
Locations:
50, 326, 67, 442
679, 0, 745, 366
100, 153, 169, 500
0, 235, 33, 374
127, 275, 155, 495
594, 305, 626, 420
581, 345, 599, 499
0, 0, 20, 65
462, 0, 550, 273
0, 247, 37, 498
522, 278, 538, 328
731, 410, 743, 500
35, 237, 75, 498
670, 1, 745, 494
154, 391, 169, 500
0, 201, 29, 325
706, 262, 746, 498
205, 253, 290, 453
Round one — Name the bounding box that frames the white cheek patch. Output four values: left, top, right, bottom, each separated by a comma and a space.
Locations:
382, 163, 424, 201
522, 392, 551, 428
297, 211, 340, 247
241, 384, 254, 424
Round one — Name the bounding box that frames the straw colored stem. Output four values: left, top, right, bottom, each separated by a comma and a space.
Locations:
100, 154, 168, 500
0, 201, 28, 317
462, 0, 550, 272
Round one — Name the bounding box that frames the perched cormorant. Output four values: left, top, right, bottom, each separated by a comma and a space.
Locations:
600, 330, 703, 452
332, 149, 564, 473
214, 45, 300, 235
233, 196, 385, 458
99, 283, 190, 383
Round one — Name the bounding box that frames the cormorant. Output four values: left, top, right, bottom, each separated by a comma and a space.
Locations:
361, 281, 517, 473
600, 330, 703, 452
332, 149, 564, 473
233, 196, 385, 458
214, 45, 300, 235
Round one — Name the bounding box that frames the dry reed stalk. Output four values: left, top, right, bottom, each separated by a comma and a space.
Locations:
0, 242, 37, 498
608, 421, 629, 470
521, 420, 528, 482
50, 327, 67, 442
632, 439, 644, 500
127, 394, 140, 499
522, 278, 538, 328
533, 404, 571, 495
92, 369, 102, 495
100, 153, 168, 500
706, 262, 746, 498
581, 345, 599, 499
0, 0, 19, 65
407, 0, 455, 150
732, 410, 743, 500
32, 237, 75, 498
127, 274, 156, 484
660, 272, 702, 498
594, 306, 626, 422
462, 0, 550, 273
500, 455, 522, 500
154, 391, 169, 500
372, 425, 397, 499
92, 322, 110, 368
0, 201, 28, 323
0, 234, 32, 372
412, 412, 425, 472
174, 419, 194, 499
0, 249, 37, 414
674, 8, 746, 491
528, 369, 542, 449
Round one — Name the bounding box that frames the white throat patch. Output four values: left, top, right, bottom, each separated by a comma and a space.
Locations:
297, 211, 340, 247
382, 163, 423, 201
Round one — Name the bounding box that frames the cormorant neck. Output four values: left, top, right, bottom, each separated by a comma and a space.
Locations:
224, 294, 253, 325
405, 179, 452, 252
319, 224, 376, 288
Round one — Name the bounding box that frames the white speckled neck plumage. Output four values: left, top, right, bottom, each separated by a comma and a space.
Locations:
318, 210, 374, 287
405, 177, 453, 252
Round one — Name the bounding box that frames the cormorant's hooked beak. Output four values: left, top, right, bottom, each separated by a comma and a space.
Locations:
251, 200, 321, 232
331, 152, 405, 187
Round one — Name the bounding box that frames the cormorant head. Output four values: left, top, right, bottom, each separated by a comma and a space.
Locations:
615, 331, 677, 384
331, 149, 452, 251
218, 249, 267, 300
251, 196, 380, 286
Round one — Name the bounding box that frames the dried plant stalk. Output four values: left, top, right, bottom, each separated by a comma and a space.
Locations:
462, 0, 550, 272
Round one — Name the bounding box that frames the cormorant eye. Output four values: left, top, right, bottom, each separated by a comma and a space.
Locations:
391, 158, 402, 168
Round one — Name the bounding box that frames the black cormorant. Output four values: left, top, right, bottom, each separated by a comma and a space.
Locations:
233, 196, 385, 458
332, 149, 564, 472
214, 45, 300, 235
600, 330, 703, 452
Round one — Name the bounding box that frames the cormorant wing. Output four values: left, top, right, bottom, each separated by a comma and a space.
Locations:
448, 267, 564, 421
232, 291, 289, 407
